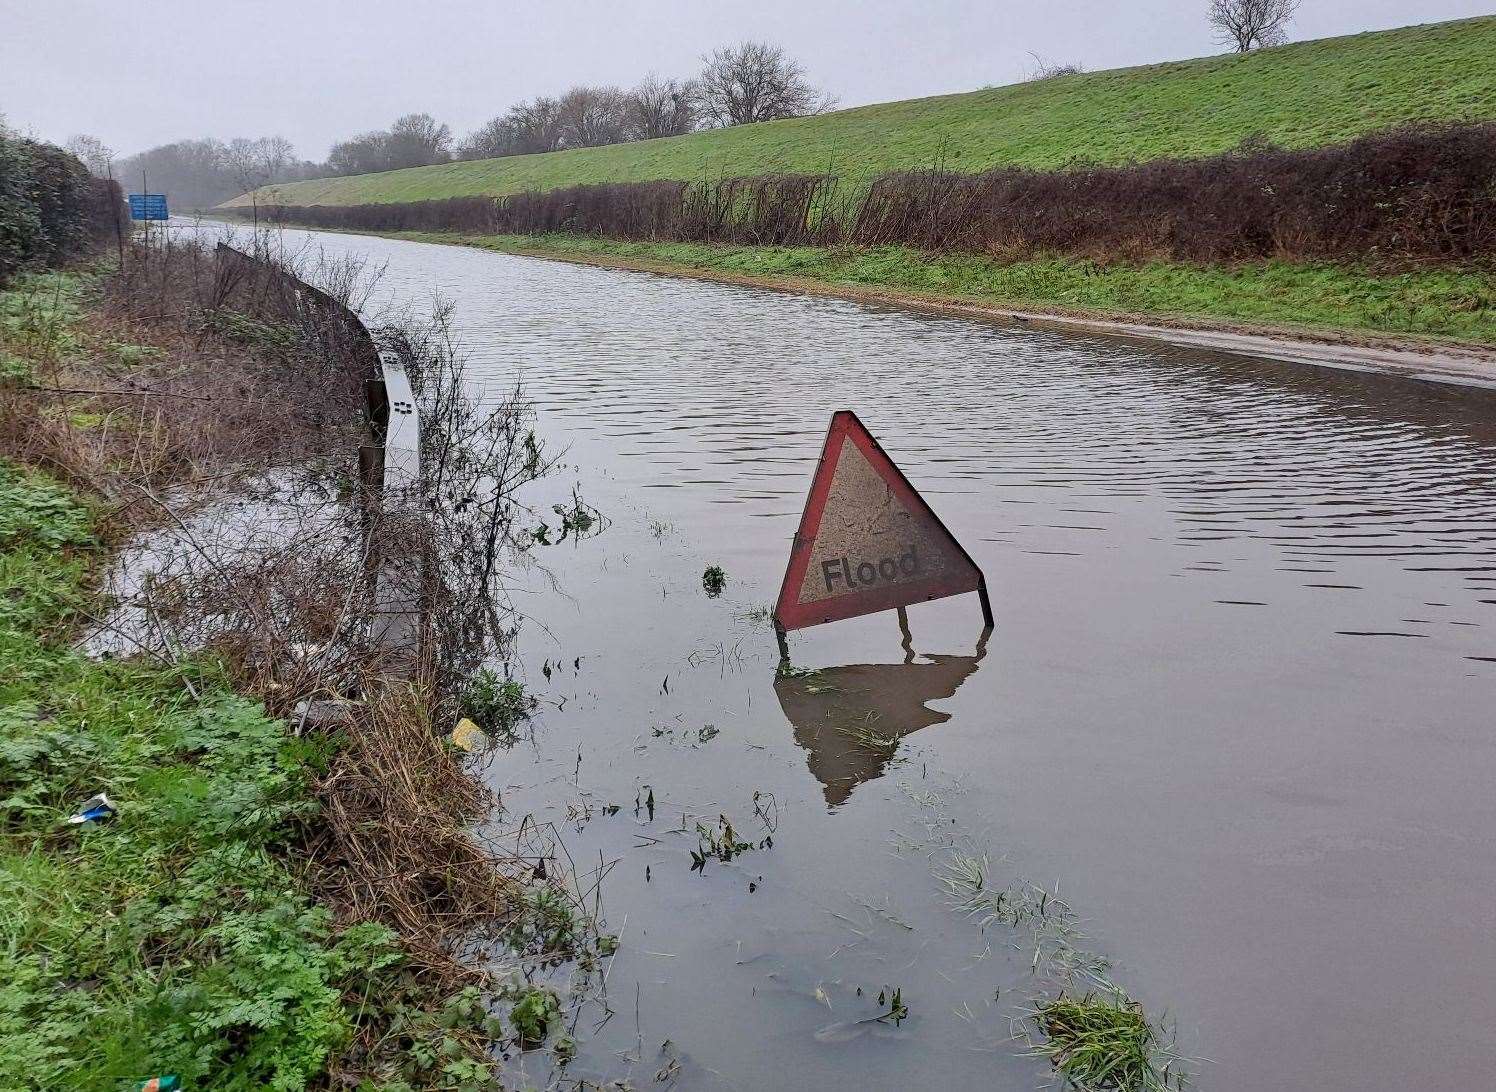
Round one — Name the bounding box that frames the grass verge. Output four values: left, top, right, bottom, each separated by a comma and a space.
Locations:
0, 462, 410, 1089
392, 231, 1496, 347
0, 256, 531, 1090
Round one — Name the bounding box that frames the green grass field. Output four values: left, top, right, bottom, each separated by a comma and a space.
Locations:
401, 232, 1496, 346
229, 16, 1496, 208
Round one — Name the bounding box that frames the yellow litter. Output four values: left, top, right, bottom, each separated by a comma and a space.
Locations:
450, 717, 490, 752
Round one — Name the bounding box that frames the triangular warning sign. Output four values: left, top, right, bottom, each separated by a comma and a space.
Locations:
774, 411, 988, 632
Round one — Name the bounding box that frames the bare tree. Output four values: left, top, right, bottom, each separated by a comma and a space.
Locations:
225, 136, 295, 193
507, 96, 564, 155
384, 113, 452, 169
457, 98, 564, 160
326, 115, 451, 175
555, 86, 631, 149
65, 134, 115, 177
456, 117, 512, 161
698, 41, 834, 128
1208, 0, 1300, 52
115, 137, 317, 208
328, 131, 391, 176
626, 75, 699, 140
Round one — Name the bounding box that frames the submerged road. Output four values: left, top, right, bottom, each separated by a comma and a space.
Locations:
209, 220, 1496, 1091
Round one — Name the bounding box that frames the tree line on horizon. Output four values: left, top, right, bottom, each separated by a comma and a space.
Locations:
329, 40, 834, 172
63, 41, 831, 209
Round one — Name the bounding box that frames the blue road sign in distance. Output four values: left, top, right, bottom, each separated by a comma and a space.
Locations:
128, 193, 169, 221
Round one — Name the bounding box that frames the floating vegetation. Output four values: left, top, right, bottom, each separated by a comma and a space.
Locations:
876, 985, 910, 1025
648, 722, 722, 747
459, 668, 534, 744
687, 639, 746, 674
938, 850, 1111, 986
502, 883, 584, 958
775, 662, 823, 680
529, 484, 606, 545
690, 815, 757, 871
810, 979, 912, 1043
1026, 992, 1186, 1092
648, 518, 674, 538
689, 802, 776, 874
508, 986, 562, 1048
702, 564, 728, 597
737, 603, 775, 626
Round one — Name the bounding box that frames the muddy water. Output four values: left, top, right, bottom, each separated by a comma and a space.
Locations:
228, 224, 1496, 1089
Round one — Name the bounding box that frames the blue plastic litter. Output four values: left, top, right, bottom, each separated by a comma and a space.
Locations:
67, 793, 116, 825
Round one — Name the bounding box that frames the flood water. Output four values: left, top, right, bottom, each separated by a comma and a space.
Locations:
222, 224, 1496, 1089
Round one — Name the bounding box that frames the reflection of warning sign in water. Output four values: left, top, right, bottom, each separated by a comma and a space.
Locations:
774, 411, 992, 635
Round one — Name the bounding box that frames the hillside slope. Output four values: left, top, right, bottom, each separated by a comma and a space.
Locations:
229, 17, 1496, 208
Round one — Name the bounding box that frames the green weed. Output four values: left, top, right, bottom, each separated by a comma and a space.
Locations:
459, 668, 534, 741
104, 341, 164, 367
503, 884, 583, 957
689, 813, 772, 872
1028, 992, 1186, 1092
198, 308, 298, 354
508, 987, 561, 1047
702, 565, 727, 597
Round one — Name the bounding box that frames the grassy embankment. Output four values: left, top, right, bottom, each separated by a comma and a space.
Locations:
376, 232, 1496, 347
230, 17, 1496, 207
230, 18, 1496, 349
0, 268, 508, 1091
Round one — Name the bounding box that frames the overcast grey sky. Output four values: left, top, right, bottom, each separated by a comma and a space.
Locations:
2, 0, 1489, 158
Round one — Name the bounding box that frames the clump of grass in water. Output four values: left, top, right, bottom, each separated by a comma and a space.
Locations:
775, 662, 822, 680
936, 848, 1187, 1089
460, 668, 534, 743
1027, 992, 1186, 1092
702, 564, 727, 597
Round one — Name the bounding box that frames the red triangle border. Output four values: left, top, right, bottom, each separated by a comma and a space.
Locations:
774, 410, 989, 632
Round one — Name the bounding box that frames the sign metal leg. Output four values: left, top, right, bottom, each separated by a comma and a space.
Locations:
774, 621, 790, 664
977, 578, 995, 630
